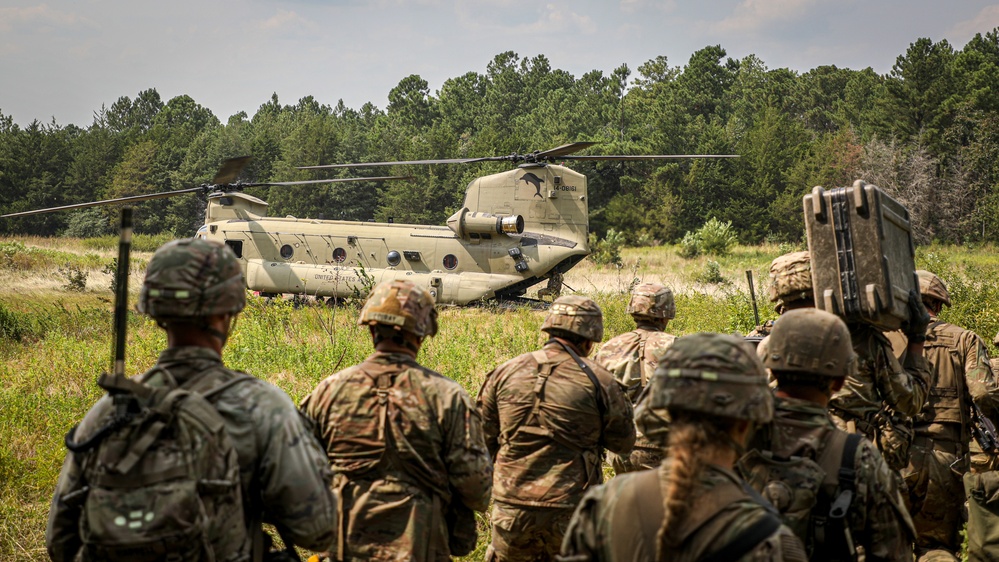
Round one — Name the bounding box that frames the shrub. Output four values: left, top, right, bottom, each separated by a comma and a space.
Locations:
697, 218, 739, 256
695, 260, 727, 285
588, 229, 625, 266
58, 264, 88, 292
678, 231, 701, 259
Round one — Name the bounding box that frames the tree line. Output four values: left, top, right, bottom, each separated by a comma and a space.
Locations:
2, 31, 999, 245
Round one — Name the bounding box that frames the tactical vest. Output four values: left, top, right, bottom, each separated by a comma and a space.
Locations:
500, 342, 607, 490
918, 321, 972, 433
739, 425, 863, 562
322, 358, 472, 559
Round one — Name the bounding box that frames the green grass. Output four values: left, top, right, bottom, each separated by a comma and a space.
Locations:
2, 238, 998, 560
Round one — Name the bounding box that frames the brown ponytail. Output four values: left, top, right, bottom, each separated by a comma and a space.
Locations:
656, 412, 739, 559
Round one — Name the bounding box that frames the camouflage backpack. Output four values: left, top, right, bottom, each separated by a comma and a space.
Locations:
738, 427, 863, 562
65, 368, 250, 562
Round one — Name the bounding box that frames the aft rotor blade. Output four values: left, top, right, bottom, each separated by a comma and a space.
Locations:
298, 158, 497, 170
213, 156, 253, 185
1, 187, 203, 218
244, 175, 414, 187
558, 154, 741, 161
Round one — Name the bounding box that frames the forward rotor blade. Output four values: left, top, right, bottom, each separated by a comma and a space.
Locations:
298, 158, 495, 170
213, 156, 253, 185
535, 142, 600, 159
558, 154, 741, 161
1, 187, 203, 218
244, 175, 414, 187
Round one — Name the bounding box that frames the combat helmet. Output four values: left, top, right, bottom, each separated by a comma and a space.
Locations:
626, 283, 675, 320
138, 238, 246, 320
763, 308, 856, 378
358, 279, 438, 338
769, 251, 813, 310
541, 295, 604, 342
916, 270, 951, 307
636, 333, 773, 443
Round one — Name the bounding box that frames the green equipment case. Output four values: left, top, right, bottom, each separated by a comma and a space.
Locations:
803, 180, 918, 332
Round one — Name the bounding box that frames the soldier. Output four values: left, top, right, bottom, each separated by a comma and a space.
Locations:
743, 308, 916, 562
47, 238, 337, 561
892, 270, 998, 561
593, 283, 677, 472
758, 251, 932, 473
477, 295, 635, 561
559, 333, 806, 562
964, 330, 999, 562
753, 251, 816, 336
300, 279, 492, 561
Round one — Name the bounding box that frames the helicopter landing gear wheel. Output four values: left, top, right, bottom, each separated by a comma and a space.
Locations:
537, 272, 563, 301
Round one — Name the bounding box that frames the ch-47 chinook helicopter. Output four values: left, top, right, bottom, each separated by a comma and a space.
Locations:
2, 143, 735, 304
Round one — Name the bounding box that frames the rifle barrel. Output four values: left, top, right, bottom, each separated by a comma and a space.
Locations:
112, 208, 133, 377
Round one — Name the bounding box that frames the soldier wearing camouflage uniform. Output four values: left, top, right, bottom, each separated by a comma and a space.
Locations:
745, 308, 916, 562
750, 251, 816, 342
758, 252, 933, 473
889, 271, 998, 561
47, 238, 337, 562
559, 333, 807, 562
593, 283, 677, 473
300, 279, 492, 561
477, 295, 635, 561
964, 331, 999, 562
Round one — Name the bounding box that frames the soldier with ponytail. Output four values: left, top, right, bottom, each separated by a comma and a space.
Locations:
559, 333, 807, 562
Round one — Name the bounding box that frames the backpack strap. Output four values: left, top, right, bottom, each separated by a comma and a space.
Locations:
637, 331, 651, 387
699, 481, 782, 562
553, 339, 607, 417
701, 512, 783, 562
812, 431, 862, 559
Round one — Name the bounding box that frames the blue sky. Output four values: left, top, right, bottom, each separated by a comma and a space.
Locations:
2, 0, 999, 127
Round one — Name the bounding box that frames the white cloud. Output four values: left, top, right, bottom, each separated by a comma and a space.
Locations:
0, 4, 90, 33
948, 4, 999, 42
712, 0, 816, 34
255, 9, 312, 32
620, 0, 677, 15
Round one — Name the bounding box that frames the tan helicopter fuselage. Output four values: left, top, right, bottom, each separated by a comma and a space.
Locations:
199, 164, 590, 304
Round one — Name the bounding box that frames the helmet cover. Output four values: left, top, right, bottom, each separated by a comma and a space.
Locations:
763, 308, 856, 378
541, 295, 604, 342
358, 279, 438, 338
138, 238, 246, 320
627, 283, 676, 319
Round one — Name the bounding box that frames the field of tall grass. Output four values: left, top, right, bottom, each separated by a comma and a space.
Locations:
2, 236, 998, 560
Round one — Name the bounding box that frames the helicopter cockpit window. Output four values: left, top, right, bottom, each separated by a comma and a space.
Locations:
280, 244, 294, 260
443, 254, 458, 270
332, 248, 347, 263
387, 250, 402, 267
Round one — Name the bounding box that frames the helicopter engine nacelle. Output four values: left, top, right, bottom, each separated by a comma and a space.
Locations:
447, 207, 524, 238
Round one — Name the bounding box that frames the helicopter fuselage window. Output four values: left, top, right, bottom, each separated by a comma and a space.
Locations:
280, 244, 294, 260
225, 240, 243, 259
443, 254, 458, 270
332, 248, 347, 263
387, 250, 402, 267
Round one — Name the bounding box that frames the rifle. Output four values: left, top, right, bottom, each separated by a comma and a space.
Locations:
65, 207, 135, 453
746, 270, 761, 328
971, 401, 999, 455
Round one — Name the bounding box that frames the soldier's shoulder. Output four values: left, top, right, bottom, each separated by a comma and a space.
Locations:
645, 331, 677, 351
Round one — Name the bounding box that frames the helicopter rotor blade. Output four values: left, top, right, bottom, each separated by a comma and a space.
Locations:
298, 158, 495, 170
1, 187, 204, 219
212, 156, 253, 185
243, 175, 414, 187
534, 142, 600, 160
558, 154, 741, 161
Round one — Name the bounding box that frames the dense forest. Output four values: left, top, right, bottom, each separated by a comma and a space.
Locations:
3, 30, 999, 245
